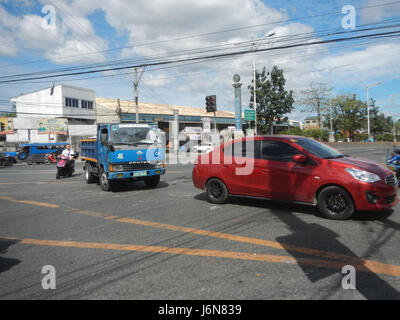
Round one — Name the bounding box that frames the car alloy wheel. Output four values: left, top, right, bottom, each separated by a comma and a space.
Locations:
206, 178, 228, 204
317, 186, 354, 220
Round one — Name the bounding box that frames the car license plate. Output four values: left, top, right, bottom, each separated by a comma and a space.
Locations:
133, 170, 147, 177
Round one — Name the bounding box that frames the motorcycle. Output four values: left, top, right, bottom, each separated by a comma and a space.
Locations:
45, 153, 57, 164
386, 146, 400, 183
56, 155, 75, 179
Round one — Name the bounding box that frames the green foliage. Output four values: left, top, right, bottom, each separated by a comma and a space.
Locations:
248, 66, 294, 134
279, 128, 329, 142
329, 95, 366, 141
375, 134, 394, 142
334, 133, 346, 142
303, 128, 329, 142
352, 133, 369, 142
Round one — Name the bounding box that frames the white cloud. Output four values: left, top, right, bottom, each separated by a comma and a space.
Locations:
359, 0, 400, 24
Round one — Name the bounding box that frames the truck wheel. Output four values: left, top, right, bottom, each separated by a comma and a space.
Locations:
317, 186, 354, 220
84, 165, 95, 184
99, 168, 113, 191
144, 175, 160, 188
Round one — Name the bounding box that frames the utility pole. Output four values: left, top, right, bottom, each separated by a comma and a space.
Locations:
133, 67, 145, 124
364, 82, 382, 138
251, 32, 275, 136
116, 98, 122, 123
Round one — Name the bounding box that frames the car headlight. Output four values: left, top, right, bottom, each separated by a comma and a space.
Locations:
111, 165, 123, 172
345, 168, 381, 183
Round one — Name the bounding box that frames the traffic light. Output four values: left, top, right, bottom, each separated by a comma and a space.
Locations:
205, 95, 217, 113
0, 122, 5, 132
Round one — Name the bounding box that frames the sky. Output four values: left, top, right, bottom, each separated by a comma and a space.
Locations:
0, 0, 400, 122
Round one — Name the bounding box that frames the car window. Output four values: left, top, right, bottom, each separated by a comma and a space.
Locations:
223, 140, 259, 158
259, 140, 301, 162
293, 138, 343, 159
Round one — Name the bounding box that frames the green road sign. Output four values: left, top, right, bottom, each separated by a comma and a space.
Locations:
244, 109, 255, 121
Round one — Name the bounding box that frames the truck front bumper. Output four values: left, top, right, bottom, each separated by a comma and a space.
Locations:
108, 168, 166, 180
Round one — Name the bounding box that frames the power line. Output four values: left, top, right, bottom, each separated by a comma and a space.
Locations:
2, 20, 399, 81
1, 29, 399, 84
1, 1, 400, 70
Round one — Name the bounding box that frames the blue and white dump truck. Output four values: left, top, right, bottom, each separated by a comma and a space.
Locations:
80, 123, 166, 191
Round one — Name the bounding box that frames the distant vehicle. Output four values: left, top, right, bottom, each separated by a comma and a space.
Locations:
80, 123, 166, 191
386, 146, 400, 183
0, 152, 17, 167
16, 143, 67, 164
192, 142, 214, 153
192, 135, 399, 220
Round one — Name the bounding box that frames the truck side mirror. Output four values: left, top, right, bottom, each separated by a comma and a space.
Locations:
100, 133, 108, 145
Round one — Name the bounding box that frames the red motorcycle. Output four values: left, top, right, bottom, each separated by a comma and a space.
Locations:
56, 155, 75, 179
45, 153, 57, 164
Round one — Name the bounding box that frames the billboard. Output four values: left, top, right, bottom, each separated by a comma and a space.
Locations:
0, 117, 14, 135
37, 118, 68, 135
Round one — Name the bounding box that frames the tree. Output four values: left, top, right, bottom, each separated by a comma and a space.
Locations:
248, 66, 294, 134
369, 100, 393, 135
298, 82, 332, 130
330, 95, 366, 140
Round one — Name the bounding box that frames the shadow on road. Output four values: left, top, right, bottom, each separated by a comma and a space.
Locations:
0, 238, 21, 274
110, 181, 170, 193
194, 192, 400, 299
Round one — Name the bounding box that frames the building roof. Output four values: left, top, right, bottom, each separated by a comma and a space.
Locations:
96, 98, 236, 118
304, 116, 319, 121
11, 84, 95, 99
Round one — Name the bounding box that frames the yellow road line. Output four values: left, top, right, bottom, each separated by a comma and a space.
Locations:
0, 196, 59, 208
0, 181, 76, 185
0, 236, 380, 274
2, 195, 400, 276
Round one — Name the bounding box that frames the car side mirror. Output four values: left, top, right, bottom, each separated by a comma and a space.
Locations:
293, 154, 307, 163
109, 145, 115, 153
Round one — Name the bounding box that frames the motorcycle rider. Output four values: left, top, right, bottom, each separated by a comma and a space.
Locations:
60, 144, 75, 169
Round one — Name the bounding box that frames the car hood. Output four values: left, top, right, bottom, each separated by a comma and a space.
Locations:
330, 156, 392, 177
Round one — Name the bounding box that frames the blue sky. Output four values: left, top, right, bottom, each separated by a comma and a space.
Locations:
0, 0, 399, 122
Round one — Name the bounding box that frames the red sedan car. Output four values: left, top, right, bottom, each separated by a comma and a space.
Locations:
192, 136, 399, 220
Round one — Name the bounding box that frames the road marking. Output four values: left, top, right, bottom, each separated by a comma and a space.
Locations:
0, 236, 387, 275
0, 181, 76, 185
2, 195, 400, 276
0, 196, 59, 208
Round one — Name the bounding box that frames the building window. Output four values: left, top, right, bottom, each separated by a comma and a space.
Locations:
65, 97, 79, 108
81, 100, 93, 109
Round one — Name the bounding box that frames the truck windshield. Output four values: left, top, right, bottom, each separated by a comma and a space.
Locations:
110, 125, 159, 145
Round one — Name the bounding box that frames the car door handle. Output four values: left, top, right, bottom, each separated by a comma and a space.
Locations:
262, 169, 270, 174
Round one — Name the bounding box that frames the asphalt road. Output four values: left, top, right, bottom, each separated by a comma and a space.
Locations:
0, 144, 399, 300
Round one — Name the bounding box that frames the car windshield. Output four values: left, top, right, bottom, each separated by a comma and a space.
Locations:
292, 137, 344, 159
110, 125, 159, 145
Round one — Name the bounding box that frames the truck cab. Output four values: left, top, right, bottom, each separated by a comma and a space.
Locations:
81, 123, 166, 191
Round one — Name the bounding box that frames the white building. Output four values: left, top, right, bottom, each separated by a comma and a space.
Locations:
8, 85, 97, 147
15, 84, 96, 123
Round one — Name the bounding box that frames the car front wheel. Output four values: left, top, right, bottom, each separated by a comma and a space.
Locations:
317, 186, 354, 220
206, 178, 228, 204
